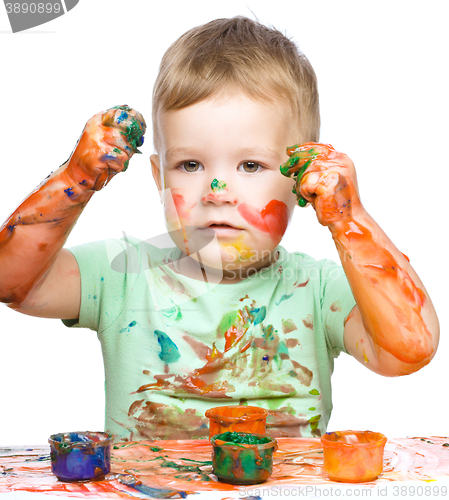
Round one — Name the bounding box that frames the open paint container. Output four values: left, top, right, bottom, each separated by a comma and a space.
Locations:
48, 431, 113, 482
321, 430, 387, 482
205, 405, 268, 439
211, 431, 278, 485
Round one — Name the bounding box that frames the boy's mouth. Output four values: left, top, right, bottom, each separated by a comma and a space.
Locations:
203, 221, 243, 235
205, 221, 240, 229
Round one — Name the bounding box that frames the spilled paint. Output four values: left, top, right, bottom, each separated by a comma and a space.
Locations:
4, 436, 449, 497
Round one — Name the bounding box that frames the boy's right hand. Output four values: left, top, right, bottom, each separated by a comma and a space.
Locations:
66, 105, 146, 191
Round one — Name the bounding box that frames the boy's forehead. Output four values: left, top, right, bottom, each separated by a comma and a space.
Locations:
156, 95, 301, 158
164, 145, 283, 164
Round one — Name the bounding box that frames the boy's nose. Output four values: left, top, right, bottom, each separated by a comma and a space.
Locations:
201, 178, 238, 205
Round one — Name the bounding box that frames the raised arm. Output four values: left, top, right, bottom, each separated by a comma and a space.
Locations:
0, 105, 146, 319
280, 143, 439, 376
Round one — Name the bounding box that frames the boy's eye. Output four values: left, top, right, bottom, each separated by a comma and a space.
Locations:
239, 161, 263, 173
180, 161, 202, 172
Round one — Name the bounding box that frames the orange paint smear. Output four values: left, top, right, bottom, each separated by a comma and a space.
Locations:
0, 167, 92, 306
284, 144, 433, 365
336, 218, 432, 363
3, 437, 449, 496
0, 109, 144, 307
224, 325, 248, 352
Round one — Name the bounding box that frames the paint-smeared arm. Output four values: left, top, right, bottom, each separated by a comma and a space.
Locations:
0, 105, 146, 318
280, 143, 439, 376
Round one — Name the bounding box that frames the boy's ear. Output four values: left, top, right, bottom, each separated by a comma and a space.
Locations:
150, 154, 163, 201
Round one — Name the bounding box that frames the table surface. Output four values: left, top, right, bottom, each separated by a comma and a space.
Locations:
1, 437, 449, 499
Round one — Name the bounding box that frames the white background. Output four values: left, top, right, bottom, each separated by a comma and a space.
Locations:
0, 0, 447, 445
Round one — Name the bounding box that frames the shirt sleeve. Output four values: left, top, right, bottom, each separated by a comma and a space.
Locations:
319, 259, 356, 357
61, 240, 107, 331
61, 238, 142, 332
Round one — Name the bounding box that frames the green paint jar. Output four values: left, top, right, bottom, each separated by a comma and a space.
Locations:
211, 432, 278, 485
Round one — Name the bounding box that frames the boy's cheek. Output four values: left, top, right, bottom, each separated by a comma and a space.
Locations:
162, 188, 196, 230
238, 199, 290, 242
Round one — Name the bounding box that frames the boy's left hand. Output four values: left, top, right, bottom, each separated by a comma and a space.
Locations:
280, 142, 362, 228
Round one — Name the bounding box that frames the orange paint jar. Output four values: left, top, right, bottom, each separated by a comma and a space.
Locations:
321, 430, 387, 483
205, 406, 268, 439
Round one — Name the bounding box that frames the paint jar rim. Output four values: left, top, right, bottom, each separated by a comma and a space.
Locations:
48, 431, 113, 449
206, 405, 268, 423
211, 432, 278, 452
321, 430, 387, 449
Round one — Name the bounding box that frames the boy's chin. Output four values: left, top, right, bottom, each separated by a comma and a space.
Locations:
187, 247, 273, 274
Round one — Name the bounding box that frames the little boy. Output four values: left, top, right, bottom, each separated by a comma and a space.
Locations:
0, 17, 439, 442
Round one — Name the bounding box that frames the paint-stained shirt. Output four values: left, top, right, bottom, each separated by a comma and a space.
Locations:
64, 236, 356, 441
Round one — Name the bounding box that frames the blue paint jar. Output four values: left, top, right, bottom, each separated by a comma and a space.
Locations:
48, 431, 113, 482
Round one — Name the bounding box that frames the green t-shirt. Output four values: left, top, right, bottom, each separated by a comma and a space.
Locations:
64, 236, 355, 441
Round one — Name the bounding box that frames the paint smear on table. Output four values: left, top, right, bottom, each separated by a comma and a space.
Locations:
2, 437, 449, 498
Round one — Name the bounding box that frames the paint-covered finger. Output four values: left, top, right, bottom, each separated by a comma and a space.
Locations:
296, 195, 309, 207
286, 142, 334, 158
100, 146, 130, 173
120, 114, 146, 153
297, 170, 322, 203
280, 156, 314, 179
102, 106, 146, 153
102, 126, 132, 155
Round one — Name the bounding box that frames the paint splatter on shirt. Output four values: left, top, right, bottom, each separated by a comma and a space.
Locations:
64, 237, 355, 442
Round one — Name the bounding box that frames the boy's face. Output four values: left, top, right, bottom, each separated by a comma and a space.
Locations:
151, 93, 299, 281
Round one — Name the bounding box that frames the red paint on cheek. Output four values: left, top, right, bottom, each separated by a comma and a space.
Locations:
238, 200, 289, 239
172, 194, 195, 220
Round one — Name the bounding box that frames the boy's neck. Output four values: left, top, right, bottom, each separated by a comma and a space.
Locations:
172, 249, 280, 285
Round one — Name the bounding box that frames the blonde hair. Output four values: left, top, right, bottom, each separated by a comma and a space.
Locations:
152, 16, 320, 150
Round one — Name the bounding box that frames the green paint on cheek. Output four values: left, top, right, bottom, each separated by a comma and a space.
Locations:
211, 178, 227, 192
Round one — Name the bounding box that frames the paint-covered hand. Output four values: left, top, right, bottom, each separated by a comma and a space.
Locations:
66, 105, 146, 191
280, 142, 362, 227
